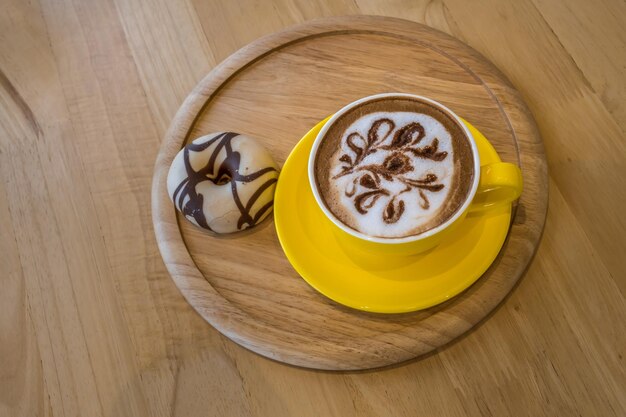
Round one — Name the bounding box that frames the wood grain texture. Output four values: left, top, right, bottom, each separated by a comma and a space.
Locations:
152, 16, 547, 370
1, 0, 624, 415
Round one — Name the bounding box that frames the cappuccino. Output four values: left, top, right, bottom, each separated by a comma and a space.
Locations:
313, 96, 474, 239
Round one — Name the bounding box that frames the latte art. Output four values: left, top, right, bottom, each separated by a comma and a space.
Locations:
314, 97, 474, 238
330, 112, 454, 236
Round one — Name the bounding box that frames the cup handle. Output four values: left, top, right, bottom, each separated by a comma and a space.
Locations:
469, 162, 523, 212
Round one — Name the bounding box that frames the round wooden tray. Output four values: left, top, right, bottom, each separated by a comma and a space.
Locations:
152, 16, 547, 370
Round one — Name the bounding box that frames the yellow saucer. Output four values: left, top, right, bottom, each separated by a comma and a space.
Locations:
274, 118, 512, 313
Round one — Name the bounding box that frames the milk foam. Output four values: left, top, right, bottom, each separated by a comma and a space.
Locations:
329, 112, 455, 238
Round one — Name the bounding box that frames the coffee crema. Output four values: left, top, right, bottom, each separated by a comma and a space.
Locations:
314, 97, 474, 238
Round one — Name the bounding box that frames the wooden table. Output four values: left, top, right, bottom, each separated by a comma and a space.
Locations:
1, 1, 624, 416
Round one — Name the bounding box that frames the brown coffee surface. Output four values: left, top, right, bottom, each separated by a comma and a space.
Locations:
314, 96, 475, 238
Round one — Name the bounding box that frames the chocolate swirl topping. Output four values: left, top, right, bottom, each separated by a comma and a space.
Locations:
335, 119, 448, 224
171, 132, 278, 231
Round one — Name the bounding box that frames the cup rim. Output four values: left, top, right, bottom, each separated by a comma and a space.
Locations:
308, 93, 481, 245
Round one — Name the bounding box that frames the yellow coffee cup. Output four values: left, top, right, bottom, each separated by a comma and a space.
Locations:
308, 93, 523, 255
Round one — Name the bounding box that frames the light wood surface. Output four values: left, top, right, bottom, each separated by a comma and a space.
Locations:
1, 0, 624, 415
152, 16, 547, 370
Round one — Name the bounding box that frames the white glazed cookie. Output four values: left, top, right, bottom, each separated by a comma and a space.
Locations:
167, 132, 279, 234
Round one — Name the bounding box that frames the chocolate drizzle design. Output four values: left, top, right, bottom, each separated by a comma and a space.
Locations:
172, 132, 278, 231
334, 119, 448, 224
